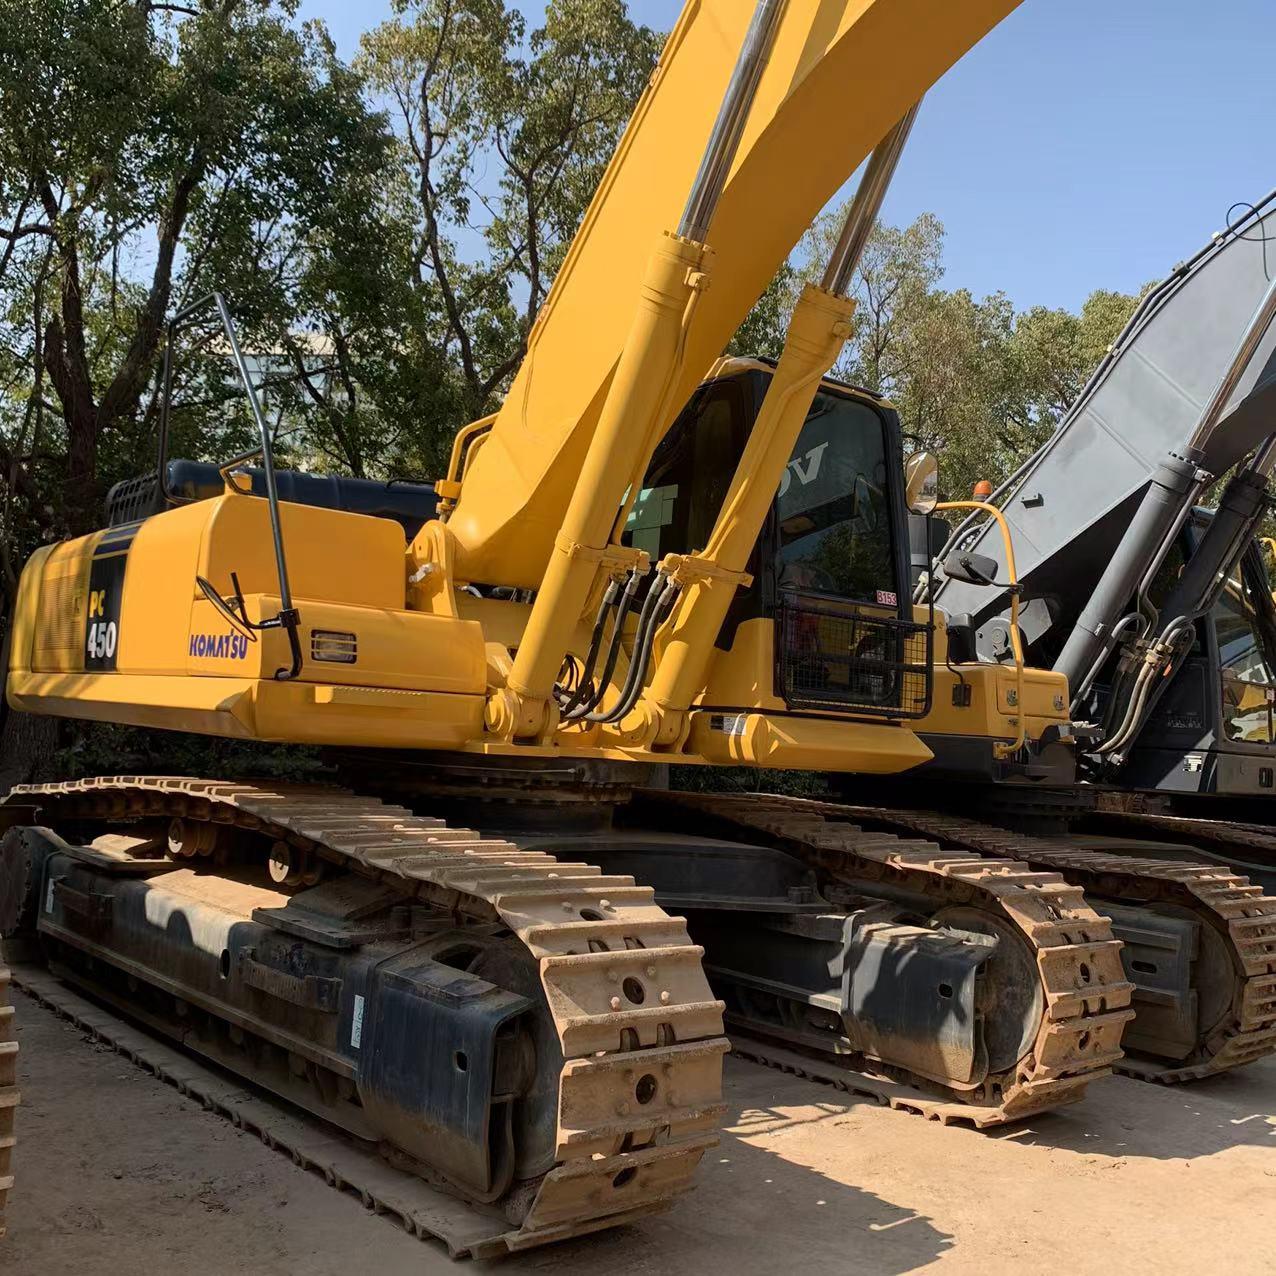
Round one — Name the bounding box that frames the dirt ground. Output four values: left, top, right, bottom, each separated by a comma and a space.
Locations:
5, 988, 1275, 1276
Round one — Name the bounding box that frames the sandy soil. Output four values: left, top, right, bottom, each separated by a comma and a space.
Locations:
5, 987, 1275, 1276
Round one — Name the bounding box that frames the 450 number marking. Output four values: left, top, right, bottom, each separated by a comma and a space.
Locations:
87, 587, 118, 661
86, 619, 118, 661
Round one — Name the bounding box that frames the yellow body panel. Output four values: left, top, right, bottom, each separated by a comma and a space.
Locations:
9, 484, 933, 773
9, 493, 488, 748
9, 488, 931, 770
920, 612, 1071, 747
7, 671, 482, 748
689, 711, 932, 771
699, 618, 786, 714
26, 541, 90, 672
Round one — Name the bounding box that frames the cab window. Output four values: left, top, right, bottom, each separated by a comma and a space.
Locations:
776, 390, 896, 605
1212, 561, 1276, 743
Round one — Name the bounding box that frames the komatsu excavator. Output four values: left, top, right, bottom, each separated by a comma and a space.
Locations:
0, 0, 1194, 1252
819, 196, 1276, 1085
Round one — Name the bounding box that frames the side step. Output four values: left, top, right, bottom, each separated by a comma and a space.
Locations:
11, 966, 680, 1260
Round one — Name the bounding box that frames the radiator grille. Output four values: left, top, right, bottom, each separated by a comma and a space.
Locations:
776, 598, 932, 719
34, 568, 85, 671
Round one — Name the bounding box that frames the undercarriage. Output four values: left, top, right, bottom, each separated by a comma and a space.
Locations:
0, 778, 727, 1257
810, 794, 1276, 1082
8, 768, 1272, 1254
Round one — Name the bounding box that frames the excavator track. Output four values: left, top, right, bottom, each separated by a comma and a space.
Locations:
835, 804, 1276, 1083
1091, 807, 1276, 873
4, 777, 729, 1257
657, 791, 1134, 1126
0, 943, 14, 1240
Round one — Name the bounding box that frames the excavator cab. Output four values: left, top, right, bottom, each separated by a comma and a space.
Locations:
1121, 517, 1276, 800
623, 358, 931, 722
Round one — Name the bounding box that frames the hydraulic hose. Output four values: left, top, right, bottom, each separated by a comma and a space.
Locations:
593, 579, 682, 727
1098, 616, 1194, 756
557, 578, 622, 715
576, 571, 668, 724
564, 569, 644, 721
577, 570, 644, 719
1078, 612, 1146, 723
586, 574, 679, 725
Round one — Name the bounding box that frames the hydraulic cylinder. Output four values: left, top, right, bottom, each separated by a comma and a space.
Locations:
490, 232, 707, 739
638, 283, 855, 747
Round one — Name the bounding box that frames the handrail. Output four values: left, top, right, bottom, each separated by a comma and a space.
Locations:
157, 292, 302, 680
935, 500, 1025, 759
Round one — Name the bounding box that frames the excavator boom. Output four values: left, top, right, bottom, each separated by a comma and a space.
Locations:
444, 0, 1022, 591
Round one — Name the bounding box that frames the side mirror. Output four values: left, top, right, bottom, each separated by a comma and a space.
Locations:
904, 451, 939, 515
943, 549, 1000, 587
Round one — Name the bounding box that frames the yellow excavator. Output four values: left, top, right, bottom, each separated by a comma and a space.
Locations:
0, 0, 1151, 1255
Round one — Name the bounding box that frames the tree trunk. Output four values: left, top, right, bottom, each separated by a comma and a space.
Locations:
63, 402, 100, 536
0, 707, 59, 794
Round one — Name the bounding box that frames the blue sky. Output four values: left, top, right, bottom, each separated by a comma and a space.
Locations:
302, 0, 1276, 313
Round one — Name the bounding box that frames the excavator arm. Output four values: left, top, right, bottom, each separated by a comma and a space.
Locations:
442, 0, 1022, 588
422, 0, 1024, 742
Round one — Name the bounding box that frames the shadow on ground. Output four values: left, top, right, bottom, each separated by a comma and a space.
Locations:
992, 1060, 1276, 1161
508, 1058, 955, 1276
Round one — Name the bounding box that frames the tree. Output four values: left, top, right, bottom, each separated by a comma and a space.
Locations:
0, 0, 393, 549
0, 0, 396, 782
727, 263, 798, 361
789, 205, 1141, 500
358, 0, 661, 439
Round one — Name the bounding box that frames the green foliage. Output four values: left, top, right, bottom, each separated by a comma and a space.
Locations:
51, 721, 325, 784
0, 0, 395, 555
727, 262, 798, 361
358, 0, 660, 444
0, 0, 660, 589
671, 764, 830, 798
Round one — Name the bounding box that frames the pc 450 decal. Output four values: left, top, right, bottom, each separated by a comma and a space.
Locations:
84, 521, 144, 671
85, 587, 119, 665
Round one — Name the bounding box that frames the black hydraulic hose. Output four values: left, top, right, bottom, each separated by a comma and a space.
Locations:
557, 578, 621, 715
565, 568, 643, 721
585, 573, 675, 725
597, 584, 679, 727
584, 572, 668, 724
